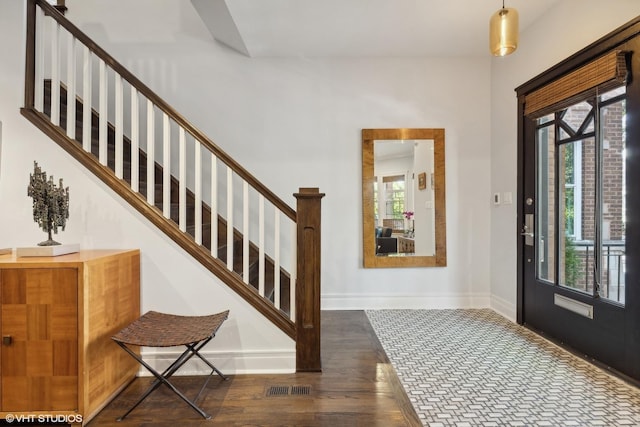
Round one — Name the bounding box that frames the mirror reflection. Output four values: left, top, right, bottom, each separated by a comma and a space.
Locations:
362, 129, 446, 268
374, 139, 435, 256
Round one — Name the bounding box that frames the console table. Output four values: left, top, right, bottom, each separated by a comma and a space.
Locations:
0, 249, 140, 425
397, 236, 415, 254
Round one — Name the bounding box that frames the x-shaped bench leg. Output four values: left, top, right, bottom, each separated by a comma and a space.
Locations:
115, 338, 225, 421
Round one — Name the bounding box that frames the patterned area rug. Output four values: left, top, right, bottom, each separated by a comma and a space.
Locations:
366, 308, 640, 427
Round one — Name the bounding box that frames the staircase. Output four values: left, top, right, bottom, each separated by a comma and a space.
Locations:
42, 81, 292, 313
21, 0, 323, 371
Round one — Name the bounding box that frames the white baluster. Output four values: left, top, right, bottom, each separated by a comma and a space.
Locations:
211, 154, 218, 257
82, 46, 91, 152
258, 195, 265, 297
290, 220, 297, 320
178, 127, 186, 232
35, 7, 44, 112
66, 32, 76, 140
162, 113, 170, 218
115, 74, 123, 178
51, 21, 60, 126
146, 99, 155, 206
274, 210, 281, 310
226, 168, 234, 271
98, 59, 107, 165
130, 87, 139, 192
195, 144, 202, 245
243, 182, 249, 284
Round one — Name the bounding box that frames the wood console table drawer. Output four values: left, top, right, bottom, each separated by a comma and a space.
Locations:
397, 236, 415, 253
0, 250, 140, 425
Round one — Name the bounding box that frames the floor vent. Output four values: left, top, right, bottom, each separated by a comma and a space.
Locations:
291, 385, 311, 395
266, 385, 290, 396
266, 385, 312, 397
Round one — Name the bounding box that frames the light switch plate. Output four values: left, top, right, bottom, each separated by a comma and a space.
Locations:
503, 192, 513, 205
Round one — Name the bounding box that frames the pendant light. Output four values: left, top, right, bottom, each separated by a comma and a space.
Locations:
489, 0, 519, 57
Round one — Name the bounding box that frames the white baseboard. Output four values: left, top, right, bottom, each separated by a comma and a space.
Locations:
137, 295, 514, 376
322, 293, 491, 310
139, 349, 295, 376
490, 294, 517, 322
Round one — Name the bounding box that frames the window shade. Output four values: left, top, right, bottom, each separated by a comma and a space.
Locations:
382, 175, 405, 183
524, 50, 628, 117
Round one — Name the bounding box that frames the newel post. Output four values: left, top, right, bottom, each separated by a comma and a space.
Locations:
294, 187, 325, 372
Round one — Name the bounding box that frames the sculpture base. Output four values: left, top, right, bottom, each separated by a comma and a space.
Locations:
38, 238, 61, 246
16, 244, 80, 257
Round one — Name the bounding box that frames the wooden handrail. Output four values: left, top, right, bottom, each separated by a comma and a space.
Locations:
32, 0, 296, 222
20, 107, 297, 339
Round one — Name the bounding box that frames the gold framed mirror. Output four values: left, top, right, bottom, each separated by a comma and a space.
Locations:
362, 128, 446, 268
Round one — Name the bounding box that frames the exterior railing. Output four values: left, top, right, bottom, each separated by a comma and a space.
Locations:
564, 240, 625, 304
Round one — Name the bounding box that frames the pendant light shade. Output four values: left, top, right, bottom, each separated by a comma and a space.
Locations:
489, 3, 519, 57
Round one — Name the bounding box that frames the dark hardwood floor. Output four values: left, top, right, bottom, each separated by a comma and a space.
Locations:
86, 311, 421, 427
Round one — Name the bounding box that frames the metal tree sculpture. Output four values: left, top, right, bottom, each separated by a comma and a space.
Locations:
27, 161, 70, 246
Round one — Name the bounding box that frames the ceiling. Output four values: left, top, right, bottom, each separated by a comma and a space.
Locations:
191, 0, 561, 58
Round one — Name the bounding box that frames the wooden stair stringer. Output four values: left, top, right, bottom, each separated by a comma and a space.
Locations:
20, 106, 296, 339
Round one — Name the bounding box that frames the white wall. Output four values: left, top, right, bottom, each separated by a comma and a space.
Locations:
59, 0, 494, 310
10, 0, 635, 367
413, 140, 435, 255
0, 0, 294, 374
0, 0, 494, 376
489, 1, 640, 320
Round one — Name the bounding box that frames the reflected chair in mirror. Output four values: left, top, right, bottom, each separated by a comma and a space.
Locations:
112, 310, 230, 420
382, 218, 404, 234
376, 226, 397, 254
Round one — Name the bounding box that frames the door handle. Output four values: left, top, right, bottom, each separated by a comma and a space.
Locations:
2, 335, 12, 346
522, 214, 534, 246
520, 230, 534, 238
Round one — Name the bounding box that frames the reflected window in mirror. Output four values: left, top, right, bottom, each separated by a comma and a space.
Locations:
377, 173, 407, 234
362, 129, 446, 268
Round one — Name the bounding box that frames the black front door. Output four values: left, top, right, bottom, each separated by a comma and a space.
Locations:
518, 27, 640, 382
